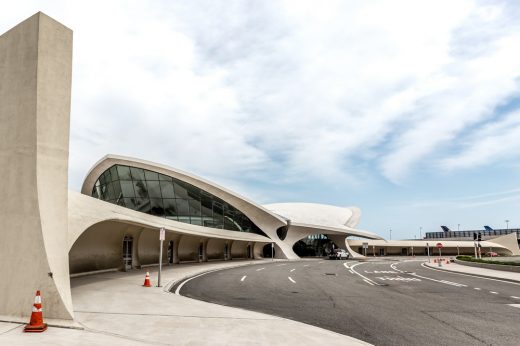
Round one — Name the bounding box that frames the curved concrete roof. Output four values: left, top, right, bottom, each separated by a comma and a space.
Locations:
264, 203, 355, 228
81, 155, 288, 232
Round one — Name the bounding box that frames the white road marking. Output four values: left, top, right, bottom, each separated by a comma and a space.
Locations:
366, 270, 397, 274
410, 272, 467, 287
474, 288, 481, 290
344, 262, 382, 286
319, 261, 324, 264
490, 291, 498, 294
508, 304, 520, 309
390, 263, 405, 273
277, 264, 287, 267
290, 269, 296, 272
303, 264, 309, 267
240, 275, 247, 282
256, 268, 265, 271
288, 277, 296, 283
375, 276, 421, 282
349, 270, 354, 274
511, 296, 520, 299
363, 279, 374, 286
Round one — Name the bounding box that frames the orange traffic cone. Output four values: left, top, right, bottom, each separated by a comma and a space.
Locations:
24, 290, 47, 333
143, 272, 151, 287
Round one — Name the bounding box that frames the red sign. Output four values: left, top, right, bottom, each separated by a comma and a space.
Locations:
436, 242, 443, 248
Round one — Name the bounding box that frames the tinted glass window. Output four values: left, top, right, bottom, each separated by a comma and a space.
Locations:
91, 164, 265, 236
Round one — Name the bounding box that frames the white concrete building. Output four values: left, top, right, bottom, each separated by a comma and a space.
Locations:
1, 12, 518, 325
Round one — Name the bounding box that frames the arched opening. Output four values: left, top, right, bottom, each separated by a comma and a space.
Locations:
168, 240, 174, 264
292, 234, 335, 257
262, 243, 275, 258
276, 226, 288, 241
123, 235, 133, 271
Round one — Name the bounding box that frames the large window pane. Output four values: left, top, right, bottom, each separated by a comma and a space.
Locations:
163, 199, 177, 218
147, 180, 161, 198
189, 199, 202, 217
134, 198, 150, 213
105, 182, 115, 200
99, 171, 110, 185
113, 181, 123, 202
133, 180, 148, 198
173, 183, 189, 199
130, 167, 145, 181
117, 165, 132, 180
160, 181, 175, 198
144, 170, 159, 181
109, 166, 119, 181
176, 199, 190, 216
150, 198, 164, 216
120, 181, 135, 197
159, 173, 172, 181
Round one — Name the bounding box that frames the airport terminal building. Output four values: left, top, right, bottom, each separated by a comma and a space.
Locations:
1, 13, 519, 324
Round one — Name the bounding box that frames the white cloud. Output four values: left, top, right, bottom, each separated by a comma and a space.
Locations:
2, 0, 520, 196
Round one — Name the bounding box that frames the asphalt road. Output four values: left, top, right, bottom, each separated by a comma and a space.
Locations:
176, 258, 520, 346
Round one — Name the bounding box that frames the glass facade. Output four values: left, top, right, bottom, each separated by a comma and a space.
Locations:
91, 164, 266, 236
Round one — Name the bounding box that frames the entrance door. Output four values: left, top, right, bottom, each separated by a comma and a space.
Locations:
123, 235, 133, 271
401, 248, 408, 256
198, 243, 204, 262
168, 240, 174, 264
379, 248, 385, 256
247, 245, 251, 259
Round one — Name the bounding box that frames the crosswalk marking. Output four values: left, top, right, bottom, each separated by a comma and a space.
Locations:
375, 276, 421, 282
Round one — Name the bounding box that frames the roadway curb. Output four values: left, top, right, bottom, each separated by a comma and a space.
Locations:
423, 262, 520, 284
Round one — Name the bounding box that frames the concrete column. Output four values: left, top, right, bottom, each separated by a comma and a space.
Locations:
0, 13, 73, 322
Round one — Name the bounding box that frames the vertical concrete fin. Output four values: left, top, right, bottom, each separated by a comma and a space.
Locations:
0, 12, 73, 321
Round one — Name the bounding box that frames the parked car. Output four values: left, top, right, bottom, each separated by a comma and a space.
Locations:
329, 249, 350, 260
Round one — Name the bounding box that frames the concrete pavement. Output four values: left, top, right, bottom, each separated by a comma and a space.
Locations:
424, 260, 520, 282
0, 259, 369, 345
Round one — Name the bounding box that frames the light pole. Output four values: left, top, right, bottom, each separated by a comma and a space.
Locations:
505, 219, 510, 230
457, 223, 460, 232
389, 229, 392, 240
419, 226, 422, 239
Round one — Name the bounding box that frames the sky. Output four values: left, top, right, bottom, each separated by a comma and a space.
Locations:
2, 1, 520, 240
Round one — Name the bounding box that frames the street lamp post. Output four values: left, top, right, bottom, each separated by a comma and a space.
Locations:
419, 226, 422, 239
389, 229, 392, 240
505, 219, 510, 230
457, 223, 460, 232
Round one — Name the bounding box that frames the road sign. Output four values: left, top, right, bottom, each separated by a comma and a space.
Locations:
362, 242, 368, 249
436, 242, 443, 248
159, 227, 165, 241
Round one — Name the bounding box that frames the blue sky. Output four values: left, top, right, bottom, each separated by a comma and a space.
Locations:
2, 1, 520, 240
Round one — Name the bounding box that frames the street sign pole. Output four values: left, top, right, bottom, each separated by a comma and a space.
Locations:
158, 227, 165, 287
426, 243, 430, 263
436, 243, 443, 267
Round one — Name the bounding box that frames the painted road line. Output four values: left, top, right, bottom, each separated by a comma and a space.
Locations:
511, 296, 520, 299
349, 270, 354, 274
276, 264, 287, 267
421, 263, 520, 286
241, 275, 247, 282
390, 263, 404, 273
256, 267, 265, 271
474, 288, 481, 290
290, 269, 296, 272
363, 279, 374, 286
303, 264, 309, 267
508, 304, 520, 309
345, 262, 382, 286
288, 277, 296, 283
410, 271, 467, 288
490, 291, 498, 294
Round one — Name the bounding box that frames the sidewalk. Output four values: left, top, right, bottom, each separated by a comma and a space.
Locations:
424, 260, 520, 283
0, 259, 370, 345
